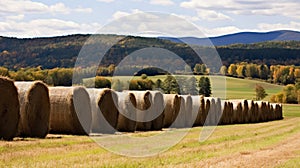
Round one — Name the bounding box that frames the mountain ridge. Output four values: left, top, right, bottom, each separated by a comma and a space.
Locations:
159, 30, 300, 46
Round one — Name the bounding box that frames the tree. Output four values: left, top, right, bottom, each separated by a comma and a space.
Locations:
283, 84, 298, 104
227, 64, 237, 76
198, 77, 212, 97
194, 64, 207, 75
255, 84, 268, 100
236, 64, 246, 78
219, 65, 227, 75
162, 75, 180, 94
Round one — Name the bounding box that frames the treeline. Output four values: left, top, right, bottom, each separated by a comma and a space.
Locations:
1, 34, 300, 70
0, 66, 211, 96
220, 63, 300, 85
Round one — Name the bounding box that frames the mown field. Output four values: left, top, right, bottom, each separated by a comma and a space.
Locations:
1, 77, 299, 167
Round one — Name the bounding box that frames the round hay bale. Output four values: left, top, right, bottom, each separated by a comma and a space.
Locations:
128, 91, 152, 131
242, 100, 249, 123
172, 96, 186, 128
49, 86, 92, 135
246, 100, 255, 123
0, 77, 19, 140
162, 94, 180, 128
190, 95, 204, 127
116, 92, 137, 132
204, 97, 217, 126
149, 91, 164, 131
203, 98, 211, 125
254, 101, 267, 122
215, 98, 222, 125
181, 95, 193, 127
231, 100, 243, 124
15, 81, 50, 138
220, 100, 229, 125
88, 88, 119, 134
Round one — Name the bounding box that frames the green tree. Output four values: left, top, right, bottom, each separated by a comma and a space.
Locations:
162, 75, 180, 94
198, 77, 211, 97
155, 79, 163, 89
111, 79, 123, 91
283, 84, 298, 104
255, 84, 268, 100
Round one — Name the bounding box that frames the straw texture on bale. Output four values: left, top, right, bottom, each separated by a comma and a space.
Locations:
116, 92, 137, 132
0, 77, 20, 140
180, 95, 193, 127
163, 94, 180, 128
15, 81, 50, 138
231, 100, 243, 124
149, 91, 164, 131
49, 86, 92, 135
128, 91, 152, 131
190, 95, 204, 126
172, 96, 186, 128
204, 97, 221, 126
220, 100, 230, 125
88, 88, 119, 134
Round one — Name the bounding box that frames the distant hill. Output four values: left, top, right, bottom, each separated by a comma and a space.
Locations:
0, 33, 300, 70
160, 30, 300, 46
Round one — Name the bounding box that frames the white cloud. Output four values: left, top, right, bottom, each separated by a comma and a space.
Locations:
149, 0, 174, 6
111, 9, 143, 20
97, 0, 115, 3
180, 0, 300, 19
197, 10, 232, 21
0, 0, 92, 16
258, 21, 300, 31
5, 14, 25, 21
0, 19, 101, 38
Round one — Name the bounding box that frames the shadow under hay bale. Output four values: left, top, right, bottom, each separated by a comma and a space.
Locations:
49, 86, 92, 135
0, 77, 20, 141
88, 88, 119, 134
163, 94, 180, 128
115, 92, 137, 132
15, 81, 50, 138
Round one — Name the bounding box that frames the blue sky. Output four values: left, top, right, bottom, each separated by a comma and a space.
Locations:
1, 0, 300, 38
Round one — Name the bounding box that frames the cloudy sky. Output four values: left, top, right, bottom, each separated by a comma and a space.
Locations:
1, 0, 300, 38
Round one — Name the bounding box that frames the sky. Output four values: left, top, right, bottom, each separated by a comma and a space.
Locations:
1, 0, 300, 38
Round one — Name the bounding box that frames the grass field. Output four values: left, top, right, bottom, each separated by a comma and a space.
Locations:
103, 75, 283, 100
1, 77, 299, 167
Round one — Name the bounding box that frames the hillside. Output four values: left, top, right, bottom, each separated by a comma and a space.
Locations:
1, 33, 300, 70
160, 30, 300, 46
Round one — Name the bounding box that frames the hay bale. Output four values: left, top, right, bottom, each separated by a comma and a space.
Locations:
254, 101, 267, 122
231, 100, 243, 124
128, 91, 152, 131
162, 94, 180, 128
149, 91, 164, 131
0, 77, 19, 140
205, 98, 214, 125
88, 88, 119, 134
246, 100, 256, 123
172, 96, 186, 128
116, 92, 137, 132
15, 81, 50, 138
220, 100, 229, 125
190, 95, 204, 126
181, 95, 193, 127
49, 86, 92, 135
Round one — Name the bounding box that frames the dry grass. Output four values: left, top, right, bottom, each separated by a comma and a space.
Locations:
0, 104, 299, 167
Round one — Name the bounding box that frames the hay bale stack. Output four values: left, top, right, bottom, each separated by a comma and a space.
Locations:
215, 98, 222, 125
275, 104, 283, 120
242, 100, 249, 123
0, 77, 20, 140
88, 88, 119, 134
191, 95, 204, 126
49, 86, 92, 135
15, 81, 50, 138
203, 98, 211, 125
128, 91, 152, 131
181, 95, 193, 127
116, 92, 137, 132
162, 94, 180, 128
149, 91, 164, 131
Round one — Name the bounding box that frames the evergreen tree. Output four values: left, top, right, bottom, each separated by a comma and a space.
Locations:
198, 77, 212, 97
